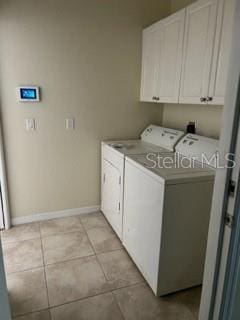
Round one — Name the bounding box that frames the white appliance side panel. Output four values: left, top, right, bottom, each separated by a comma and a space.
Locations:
157, 180, 214, 295
123, 161, 164, 294
101, 158, 123, 239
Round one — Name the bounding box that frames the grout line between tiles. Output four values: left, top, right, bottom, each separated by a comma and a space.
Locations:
96, 247, 124, 255
1, 236, 41, 246
111, 291, 127, 320
48, 281, 145, 311
13, 281, 145, 319
40, 236, 51, 309
1, 222, 41, 245
13, 281, 198, 320
77, 215, 84, 226
12, 308, 50, 319
40, 228, 86, 239
95, 252, 109, 282
82, 226, 124, 255
44, 252, 96, 268
5, 264, 44, 276
6, 266, 45, 277
81, 220, 110, 284
78, 223, 97, 255
80, 217, 112, 294
81, 214, 144, 291
5, 246, 122, 276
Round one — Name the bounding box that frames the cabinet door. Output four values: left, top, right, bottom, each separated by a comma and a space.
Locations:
158, 9, 185, 103
179, 0, 218, 104
101, 159, 122, 238
140, 23, 162, 103
208, 0, 235, 105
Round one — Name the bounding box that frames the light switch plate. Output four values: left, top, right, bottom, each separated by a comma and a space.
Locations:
25, 118, 35, 131
65, 118, 75, 130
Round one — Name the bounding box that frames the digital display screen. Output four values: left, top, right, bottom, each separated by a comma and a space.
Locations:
20, 88, 37, 100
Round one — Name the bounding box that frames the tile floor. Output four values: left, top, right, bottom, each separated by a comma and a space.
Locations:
0, 212, 201, 320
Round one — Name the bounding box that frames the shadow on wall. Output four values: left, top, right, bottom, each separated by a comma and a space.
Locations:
162, 104, 223, 139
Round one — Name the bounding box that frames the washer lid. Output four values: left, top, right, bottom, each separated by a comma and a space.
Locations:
141, 125, 185, 151
103, 140, 173, 156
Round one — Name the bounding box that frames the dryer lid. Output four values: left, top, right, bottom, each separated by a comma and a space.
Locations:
126, 153, 215, 185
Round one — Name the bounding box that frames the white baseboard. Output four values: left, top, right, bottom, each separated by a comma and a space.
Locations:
11, 205, 100, 226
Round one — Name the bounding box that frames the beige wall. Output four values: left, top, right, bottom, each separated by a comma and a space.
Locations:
171, 0, 196, 11
162, 104, 222, 138
162, 0, 223, 139
0, 0, 169, 218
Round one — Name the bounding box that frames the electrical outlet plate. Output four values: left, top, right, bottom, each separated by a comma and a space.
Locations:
65, 118, 75, 130
25, 118, 35, 131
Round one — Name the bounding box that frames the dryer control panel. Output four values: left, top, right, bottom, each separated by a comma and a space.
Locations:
176, 134, 219, 167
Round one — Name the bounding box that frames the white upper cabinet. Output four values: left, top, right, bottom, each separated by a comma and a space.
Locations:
208, 0, 235, 105
140, 9, 185, 104
140, 0, 234, 105
140, 23, 162, 103
179, 0, 218, 104
158, 9, 185, 103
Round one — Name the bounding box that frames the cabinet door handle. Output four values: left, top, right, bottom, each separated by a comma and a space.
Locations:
206, 96, 213, 102
200, 97, 207, 102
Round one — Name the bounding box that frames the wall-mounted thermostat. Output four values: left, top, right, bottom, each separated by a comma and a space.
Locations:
17, 86, 40, 102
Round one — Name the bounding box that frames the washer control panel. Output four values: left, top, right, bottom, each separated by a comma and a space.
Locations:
141, 125, 184, 151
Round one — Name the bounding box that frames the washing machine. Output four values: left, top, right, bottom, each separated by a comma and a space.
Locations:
101, 125, 184, 239
123, 134, 219, 296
